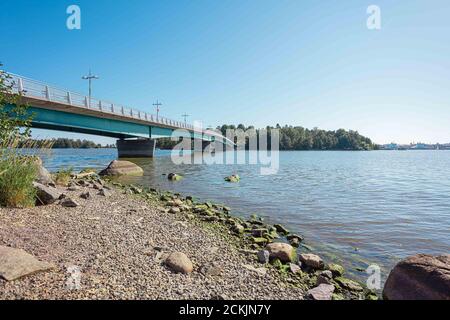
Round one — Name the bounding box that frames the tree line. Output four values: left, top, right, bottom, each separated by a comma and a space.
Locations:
157, 124, 377, 151
25, 138, 115, 149
22, 126, 376, 150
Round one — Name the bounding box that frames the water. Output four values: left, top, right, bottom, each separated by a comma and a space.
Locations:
41, 149, 450, 284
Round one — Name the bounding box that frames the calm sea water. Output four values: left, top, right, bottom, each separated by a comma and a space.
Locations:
41, 149, 450, 283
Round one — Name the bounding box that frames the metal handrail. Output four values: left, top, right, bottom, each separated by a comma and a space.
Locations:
6, 73, 197, 131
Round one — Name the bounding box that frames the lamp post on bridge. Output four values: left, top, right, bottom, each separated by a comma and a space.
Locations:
82, 69, 99, 108
153, 100, 162, 121
181, 113, 190, 124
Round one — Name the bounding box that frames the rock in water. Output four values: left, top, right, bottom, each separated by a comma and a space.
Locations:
307, 284, 335, 300
327, 263, 345, 277
167, 173, 183, 181
335, 277, 364, 292
383, 254, 450, 300
33, 182, 61, 205
60, 197, 79, 207
299, 253, 325, 270
273, 224, 289, 235
165, 252, 193, 274
265, 242, 296, 263
224, 174, 240, 182
0, 246, 54, 281
99, 160, 144, 176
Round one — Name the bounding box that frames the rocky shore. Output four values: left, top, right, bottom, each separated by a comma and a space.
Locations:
0, 160, 378, 300
2, 160, 447, 300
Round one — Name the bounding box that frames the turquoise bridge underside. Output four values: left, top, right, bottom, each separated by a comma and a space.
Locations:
22, 106, 212, 141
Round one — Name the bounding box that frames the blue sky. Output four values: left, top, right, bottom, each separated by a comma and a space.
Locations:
1, 0, 449, 145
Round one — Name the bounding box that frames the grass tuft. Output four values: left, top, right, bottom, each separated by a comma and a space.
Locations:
0, 137, 53, 208
54, 166, 73, 186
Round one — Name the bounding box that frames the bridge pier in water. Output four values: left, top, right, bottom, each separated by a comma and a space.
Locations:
117, 139, 156, 158
193, 140, 213, 153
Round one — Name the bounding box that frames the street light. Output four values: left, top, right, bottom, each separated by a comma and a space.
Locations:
153, 100, 162, 120
82, 69, 99, 108
181, 113, 190, 124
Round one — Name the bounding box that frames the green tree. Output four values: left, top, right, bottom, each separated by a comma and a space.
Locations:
0, 65, 32, 146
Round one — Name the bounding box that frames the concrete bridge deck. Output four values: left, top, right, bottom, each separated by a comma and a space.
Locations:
6, 73, 234, 156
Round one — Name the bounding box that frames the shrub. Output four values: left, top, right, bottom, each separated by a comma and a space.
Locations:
0, 155, 37, 207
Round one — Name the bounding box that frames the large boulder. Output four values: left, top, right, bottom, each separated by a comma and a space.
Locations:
164, 252, 193, 274
33, 182, 61, 205
0, 246, 54, 281
99, 160, 143, 176
383, 254, 450, 300
33, 158, 54, 185
265, 242, 296, 263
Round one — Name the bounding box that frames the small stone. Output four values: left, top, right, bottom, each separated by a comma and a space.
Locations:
130, 185, 142, 194
60, 197, 79, 207
169, 207, 180, 214
286, 234, 304, 242
289, 238, 300, 247
199, 264, 223, 277
80, 191, 91, 200
299, 253, 325, 270
173, 199, 184, 206
92, 183, 102, 190
257, 250, 270, 264
273, 224, 289, 235
97, 189, 110, 197
251, 237, 268, 245
231, 224, 245, 235
317, 270, 333, 285
289, 263, 302, 274
242, 264, 267, 276
165, 252, 193, 274
67, 185, 80, 191
251, 228, 269, 237
307, 284, 335, 300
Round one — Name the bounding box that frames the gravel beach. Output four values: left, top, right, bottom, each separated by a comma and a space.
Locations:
0, 182, 305, 300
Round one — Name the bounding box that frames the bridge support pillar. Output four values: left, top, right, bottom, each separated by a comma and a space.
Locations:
193, 140, 213, 153
117, 139, 156, 158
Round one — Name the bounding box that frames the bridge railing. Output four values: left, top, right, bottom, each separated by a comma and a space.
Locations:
6, 73, 196, 130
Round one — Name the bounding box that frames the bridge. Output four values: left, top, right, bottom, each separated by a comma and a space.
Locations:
6, 73, 234, 157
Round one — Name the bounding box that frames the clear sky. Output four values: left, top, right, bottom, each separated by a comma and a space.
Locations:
1, 0, 449, 145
